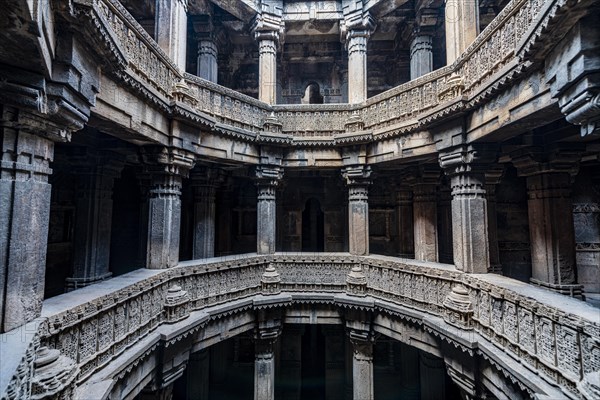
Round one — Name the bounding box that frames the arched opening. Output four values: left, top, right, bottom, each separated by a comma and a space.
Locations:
301, 83, 324, 104
302, 198, 325, 252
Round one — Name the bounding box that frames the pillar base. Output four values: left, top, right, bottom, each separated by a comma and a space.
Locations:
65, 272, 113, 291
530, 278, 585, 300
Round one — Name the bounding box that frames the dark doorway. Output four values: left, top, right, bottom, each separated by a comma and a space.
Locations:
301, 325, 326, 400
302, 83, 324, 104
302, 198, 325, 252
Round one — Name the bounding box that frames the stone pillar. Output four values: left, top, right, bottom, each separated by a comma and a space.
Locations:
191, 168, 222, 259
445, 0, 479, 64
396, 189, 415, 258
256, 166, 284, 254
512, 147, 583, 296
440, 145, 496, 273
155, 0, 188, 69
187, 350, 209, 400
347, 330, 374, 400
67, 153, 123, 290
0, 108, 57, 332
146, 170, 183, 269
410, 34, 433, 80
254, 320, 282, 400
485, 167, 504, 274
342, 165, 372, 256
346, 30, 370, 103
252, 14, 284, 105
412, 168, 439, 262
197, 39, 218, 83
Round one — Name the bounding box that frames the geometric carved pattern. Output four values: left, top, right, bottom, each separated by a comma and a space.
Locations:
8, 254, 595, 400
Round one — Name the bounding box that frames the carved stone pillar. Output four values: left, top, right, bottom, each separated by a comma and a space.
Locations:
342, 9, 375, 104
146, 170, 183, 269
155, 0, 188, 69
66, 152, 123, 290
256, 166, 284, 254
410, 34, 433, 80
197, 39, 218, 82
396, 189, 415, 258
512, 146, 583, 297
342, 165, 371, 255
440, 145, 496, 273
142, 148, 194, 269
346, 327, 374, 400
254, 319, 282, 400
346, 30, 370, 103
445, 0, 479, 63
191, 168, 223, 259
411, 168, 439, 262
0, 108, 57, 332
252, 14, 284, 104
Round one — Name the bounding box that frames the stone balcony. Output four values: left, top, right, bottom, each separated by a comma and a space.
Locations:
2, 253, 598, 399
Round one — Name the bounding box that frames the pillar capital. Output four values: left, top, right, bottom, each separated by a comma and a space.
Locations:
140, 146, 196, 178
510, 144, 582, 178
251, 12, 285, 47
341, 165, 372, 186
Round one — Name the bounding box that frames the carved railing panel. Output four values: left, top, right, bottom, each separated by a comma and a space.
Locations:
30, 254, 599, 399
87, 0, 566, 142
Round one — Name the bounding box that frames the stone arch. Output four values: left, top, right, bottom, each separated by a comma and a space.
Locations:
301, 82, 324, 104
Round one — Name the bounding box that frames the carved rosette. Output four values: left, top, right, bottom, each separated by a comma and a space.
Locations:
164, 285, 191, 323
443, 284, 474, 330
30, 347, 79, 400
261, 264, 281, 295
346, 265, 368, 297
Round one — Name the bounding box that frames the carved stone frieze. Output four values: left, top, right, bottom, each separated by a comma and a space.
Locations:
30, 347, 78, 400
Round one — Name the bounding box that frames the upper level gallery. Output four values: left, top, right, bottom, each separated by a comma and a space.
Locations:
1, 0, 597, 157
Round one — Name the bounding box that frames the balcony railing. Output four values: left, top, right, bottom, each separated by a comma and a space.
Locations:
89, 0, 557, 141
2, 253, 597, 399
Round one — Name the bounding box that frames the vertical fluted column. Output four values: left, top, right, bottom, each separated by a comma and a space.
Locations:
67, 153, 123, 290
396, 189, 415, 258
254, 320, 281, 400
440, 145, 496, 273
257, 34, 277, 104
342, 166, 372, 255
342, 9, 375, 104
410, 34, 433, 80
256, 166, 284, 254
445, 0, 479, 63
346, 324, 374, 400
197, 39, 218, 82
346, 31, 370, 103
412, 168, 440, 262
146, 171, 183, 269
155, 0, 188, 69
512, 147, 583, 297
252, 14, 284, 105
